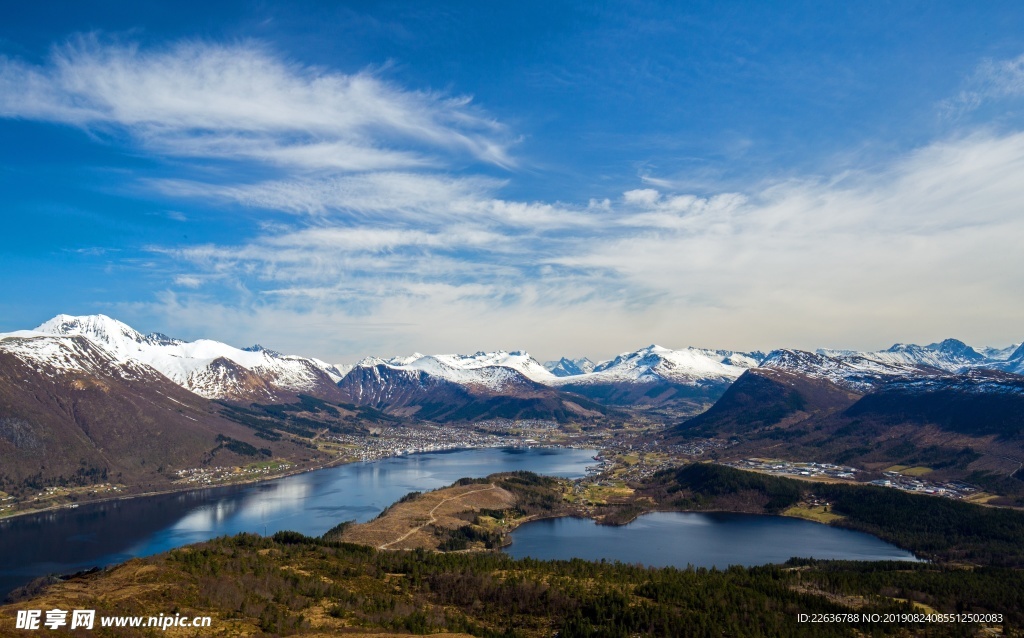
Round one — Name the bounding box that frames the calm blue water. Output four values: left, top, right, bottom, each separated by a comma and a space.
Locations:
504, 511, 919, 568
0, 447, 596, 598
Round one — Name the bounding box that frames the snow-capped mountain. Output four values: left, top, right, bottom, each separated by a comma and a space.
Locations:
809, 338, 1024, 379
337, 356, 609, 422
353, 350, 556, 391
4, 314, 346, 402
567, 345, 762, 386
842, 368, 1024, 444
760, 348, 930, 392
994, 343, 1024, 375
851, 339, 985, 372
340, 344, 770, 412
544, 345, 766, 409
0, 332, 163, 382
354, 345, 762, 391
5, 313, 1022, 412
305, 358, 354, 384
544, 357, 596, 377
758, 338, 1024, 393
979, 343, 1022, 361
0, 328, 325, 499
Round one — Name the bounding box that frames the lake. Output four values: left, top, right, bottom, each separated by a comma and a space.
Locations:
1, 449, 920, 598
504, 511, 919, 568
0, 446, 596, 598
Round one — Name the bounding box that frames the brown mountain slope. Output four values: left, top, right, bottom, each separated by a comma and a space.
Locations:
669, 368, 1024, 500
670, 368, 862, 438
336, 364, 610, 422
0, 336, 316, 499
194, 355, 349, 404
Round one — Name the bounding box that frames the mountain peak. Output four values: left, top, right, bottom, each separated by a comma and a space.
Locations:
884, 342, 924, 354
761, 348, 828, 368
1009, 343, 1024, 362
144, 332, 184, 347
25, 313, 341, 401
243, 343, 283, 357
544, 357, 596, 377
36, 314, 146, 348
927, 338, 984, 361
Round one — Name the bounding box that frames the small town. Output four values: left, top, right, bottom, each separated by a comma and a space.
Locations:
723, 458, 983, 501
173, 461, 294, 486
726, 458, 861, 481
868, 472, 980, 500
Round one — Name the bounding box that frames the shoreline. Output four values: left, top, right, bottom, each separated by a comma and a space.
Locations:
501, 506, 828, 541
0, 446, 601, 598
0, 452, 360, 523
0, 443, 597, 523
3, 459, 933, 600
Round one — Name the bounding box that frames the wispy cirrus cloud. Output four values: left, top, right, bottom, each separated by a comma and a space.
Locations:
0, 35, 514, 170
3, 36, 1024, 360
940, 53, 1024, 118
149, 171, 603, 229
136, 130, 1024, 361
149, 172, 503, 218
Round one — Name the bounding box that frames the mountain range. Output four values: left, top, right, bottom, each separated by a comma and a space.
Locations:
0, 329, 318, 499
3, 313, 1024, 504
2, 314, 1021, 416
672, 346, 1024, 503
0, 315, 771, 417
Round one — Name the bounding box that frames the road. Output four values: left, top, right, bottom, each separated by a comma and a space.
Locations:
379, 484, 497, 550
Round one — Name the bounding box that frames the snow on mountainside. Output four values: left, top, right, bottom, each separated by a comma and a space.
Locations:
307, 358, 354, 383
0, 333, 161, 382
760, 348, 927, 392
989, 343, 1024, 375
355, 345, 765, 392
352, 350, 554, 391
854, 339, 985, 372
417, 351, 555, 384
17, 314, 343, 401
566, 345, 762, 386
813, 339, 1024, 378
6, 313, 1021, 405
996, 356, 1024, 376
869, 368, 1024, 397
979, 343, 1022, 361
342, 345, 765, 412
544, 357, 596, 377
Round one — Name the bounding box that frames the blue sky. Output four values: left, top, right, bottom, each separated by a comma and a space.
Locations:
2, 1, 1024, 362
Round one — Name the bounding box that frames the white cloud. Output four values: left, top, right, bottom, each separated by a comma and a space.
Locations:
4, 36, 1023, 360
173, 275, 203, 288
940, 53, 1024, 118
134, 130, 1024, 361
975, 55, 1024, 98
150, 172, 502, 218
622, 188, 660, 206
0, 36, 513, 170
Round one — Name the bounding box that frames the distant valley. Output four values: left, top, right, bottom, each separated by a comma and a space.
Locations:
2, 313, 1023, 514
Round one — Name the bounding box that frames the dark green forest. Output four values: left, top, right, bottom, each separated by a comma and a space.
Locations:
641, 463, 1024, 566
130, 532, 1018, 636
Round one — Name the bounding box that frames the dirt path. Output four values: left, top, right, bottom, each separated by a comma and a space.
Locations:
379, 484, 497, 550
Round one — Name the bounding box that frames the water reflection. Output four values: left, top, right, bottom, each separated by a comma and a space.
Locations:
0, 447, 596, 597
505, 511, 920, 568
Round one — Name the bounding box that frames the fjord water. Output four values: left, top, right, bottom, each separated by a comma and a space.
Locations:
505, 511, 919, 567
0, 448, 918, 598
0, 447, 595, 597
